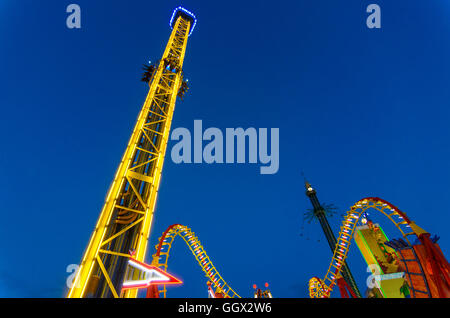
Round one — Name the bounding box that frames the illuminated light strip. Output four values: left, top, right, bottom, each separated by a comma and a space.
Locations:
122, 276, 168, 289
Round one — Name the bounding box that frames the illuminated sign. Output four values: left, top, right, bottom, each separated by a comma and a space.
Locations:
122, 258, 182, 290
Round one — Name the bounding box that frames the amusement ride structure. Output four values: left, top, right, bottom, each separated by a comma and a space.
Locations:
304, 181, 362, 298
68, 7, 196, 298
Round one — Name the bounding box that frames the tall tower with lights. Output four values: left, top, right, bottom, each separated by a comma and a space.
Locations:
305, 181, 362, 298
68, 7, 196, 298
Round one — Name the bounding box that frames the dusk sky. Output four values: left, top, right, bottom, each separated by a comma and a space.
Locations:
1, 0, 450, 297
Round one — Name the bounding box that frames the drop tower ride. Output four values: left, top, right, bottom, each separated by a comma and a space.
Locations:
68, 7, 196, 298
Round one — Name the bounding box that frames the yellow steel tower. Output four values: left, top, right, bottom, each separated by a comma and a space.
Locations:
68, 7, 196, 298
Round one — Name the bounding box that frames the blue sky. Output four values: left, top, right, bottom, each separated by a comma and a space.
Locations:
1, 0, 450, 298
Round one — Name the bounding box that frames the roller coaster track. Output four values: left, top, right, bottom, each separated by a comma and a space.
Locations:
150, 224, 240, 298
309, 197, 428, 298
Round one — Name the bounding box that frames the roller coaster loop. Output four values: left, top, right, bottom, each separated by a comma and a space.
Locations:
147, 224, 240, 298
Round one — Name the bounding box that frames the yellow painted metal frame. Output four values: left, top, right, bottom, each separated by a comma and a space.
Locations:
68, 16, 191, 298
152, 225, 240, 298
308, 197, 427, 298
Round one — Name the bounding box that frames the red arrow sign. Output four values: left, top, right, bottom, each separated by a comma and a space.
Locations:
122, 258, 182, 290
